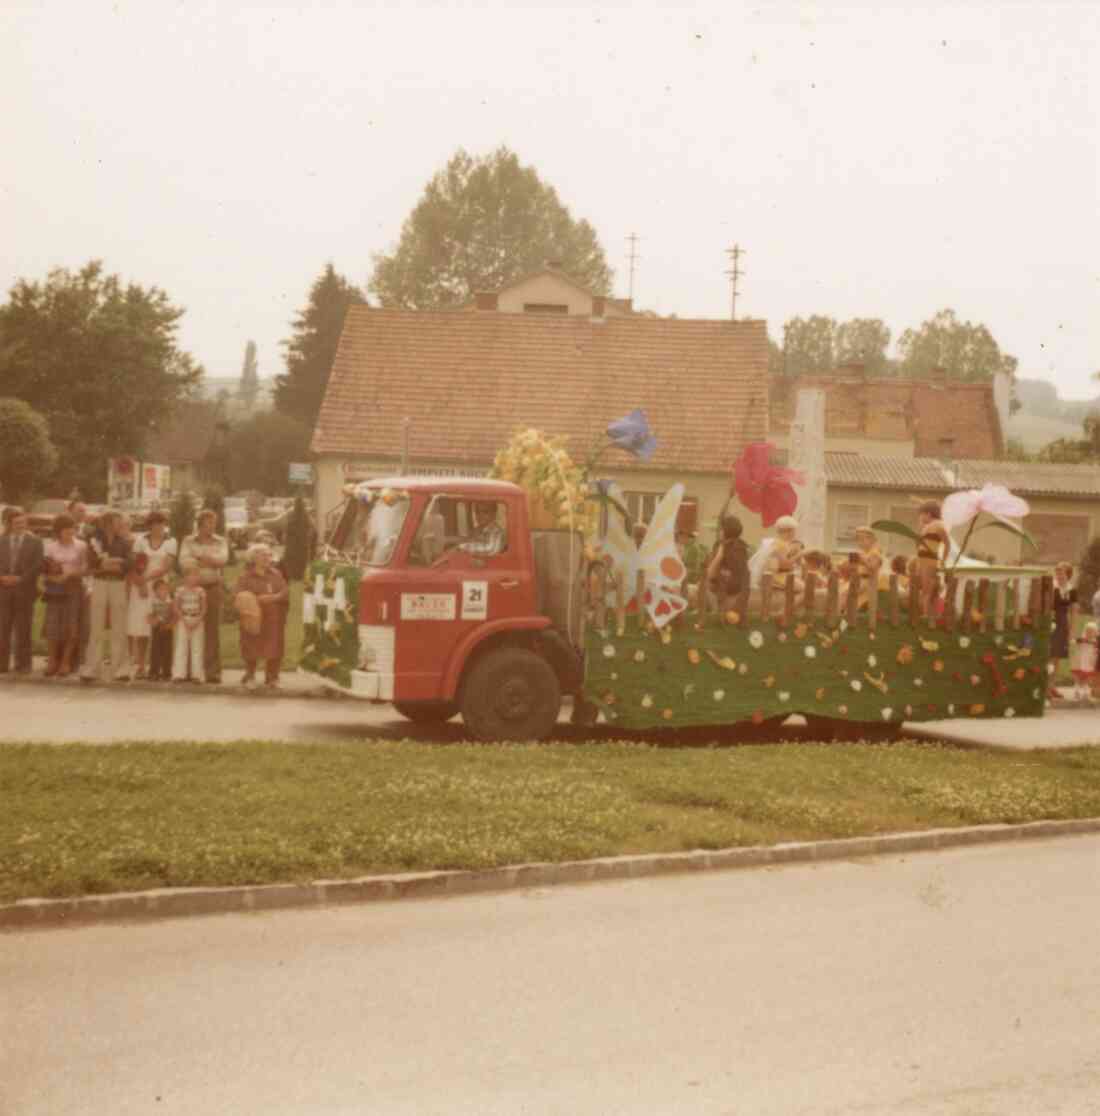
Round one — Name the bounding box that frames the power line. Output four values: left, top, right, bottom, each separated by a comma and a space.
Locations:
725, 244, 745, 321
626, 232, 641, 303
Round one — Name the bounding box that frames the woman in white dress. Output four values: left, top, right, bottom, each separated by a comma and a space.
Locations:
126, 511, 178, 679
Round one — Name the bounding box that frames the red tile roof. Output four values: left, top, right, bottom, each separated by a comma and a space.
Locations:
312, 308, 769, 474
772, 373, 1003, 459
826, 453, 1100, 499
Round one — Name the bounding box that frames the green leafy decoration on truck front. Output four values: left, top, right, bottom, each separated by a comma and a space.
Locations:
299, 560, 360, 689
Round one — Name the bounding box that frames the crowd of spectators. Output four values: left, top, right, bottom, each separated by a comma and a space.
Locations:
0, 501, 289, 687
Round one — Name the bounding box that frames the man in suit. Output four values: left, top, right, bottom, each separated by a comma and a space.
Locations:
0, 507, 45, 673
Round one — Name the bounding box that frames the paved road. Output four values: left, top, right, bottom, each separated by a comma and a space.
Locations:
4, 675, 1100, 748
3, 836, 1099, 1115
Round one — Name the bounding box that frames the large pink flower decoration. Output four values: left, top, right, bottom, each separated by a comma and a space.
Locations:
731, 443, 805, 527
942, 484, 1030, 531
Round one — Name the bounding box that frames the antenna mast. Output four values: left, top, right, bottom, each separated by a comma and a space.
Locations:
626, 232, 641, 303
725, 244, 745, 320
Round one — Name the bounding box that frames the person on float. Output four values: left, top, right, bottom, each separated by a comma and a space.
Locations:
839, 525, 884, 609
125, 510, 177, 679
1049, 561, 1077, 700
912, 501, 947, 613
41, 513, 88, 677
706, 514, 750, 612
765, 514, 804, 593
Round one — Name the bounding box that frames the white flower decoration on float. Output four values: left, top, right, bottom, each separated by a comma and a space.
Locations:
749, 631, 764, 649
839, 619, 848, 632
804, 646, 816, 659
881, 707, 893, 721
914, 678, 924, 688
1004, 708, 1016, 718
867, 654, 877, 668
738, 663, 749, 675
958, 636, 971, 649
602, 644, 616, 658
779, 691, 790, 702
641, 694, 654, 708
850, 680, 862, 692
713, 689, 725, 702
948, 704, 956, 716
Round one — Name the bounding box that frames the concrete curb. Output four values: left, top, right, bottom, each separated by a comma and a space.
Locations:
5, 816, 1100, 932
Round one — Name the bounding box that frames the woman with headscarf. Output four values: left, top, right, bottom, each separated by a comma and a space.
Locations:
235, 543, 289, 688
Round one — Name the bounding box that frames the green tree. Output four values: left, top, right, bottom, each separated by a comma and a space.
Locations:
897, 309, 1018, 382
0, 398, 58, 505
369, 146, 612, 309
202, 485, 226, 536
1077, 536, 1100, 607
169, 490, 195, 545
780, 316, 837, 377
0, 261, 202, 498
274, 264, 365, 427
283, 495, 311, 581
225, 411, 312, 495
237, 340, 259, 410
834, 318, 892, 376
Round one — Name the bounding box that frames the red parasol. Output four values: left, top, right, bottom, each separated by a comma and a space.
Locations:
731, 442, 805, 527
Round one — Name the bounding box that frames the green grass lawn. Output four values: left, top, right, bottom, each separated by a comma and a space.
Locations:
31, 566, 305, 672
4, 738, 1100, 903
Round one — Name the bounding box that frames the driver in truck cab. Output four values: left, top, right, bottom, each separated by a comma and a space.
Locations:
458, 500, 506, 557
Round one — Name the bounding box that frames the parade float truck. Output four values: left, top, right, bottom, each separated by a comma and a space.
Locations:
298, 474, 1054, 742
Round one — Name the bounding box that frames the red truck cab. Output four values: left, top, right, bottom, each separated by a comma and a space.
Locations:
318, 477, 583, 739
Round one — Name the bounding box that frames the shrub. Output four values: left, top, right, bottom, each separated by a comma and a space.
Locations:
284, 496, 310, 581
1077, 536, 1100, 607
169, 491, 195, 545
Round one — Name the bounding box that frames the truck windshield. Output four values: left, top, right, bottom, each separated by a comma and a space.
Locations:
358, 496, 409, 566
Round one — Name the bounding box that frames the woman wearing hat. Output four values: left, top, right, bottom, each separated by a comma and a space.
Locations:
126, 510, 178, 679
235, 543, 289, 688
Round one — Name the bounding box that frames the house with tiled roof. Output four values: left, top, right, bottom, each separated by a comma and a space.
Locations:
824, 453, 1100, 564
310, 303, 769, 532
770, 364, 1006, 461
142, 400, 228, 495
467, 262, 634, 318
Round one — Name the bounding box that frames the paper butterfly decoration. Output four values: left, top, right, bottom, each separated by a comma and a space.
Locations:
598, 482, 688, 628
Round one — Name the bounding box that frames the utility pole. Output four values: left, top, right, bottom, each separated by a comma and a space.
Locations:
626, 233, 641, 303
725, 244, 745, 321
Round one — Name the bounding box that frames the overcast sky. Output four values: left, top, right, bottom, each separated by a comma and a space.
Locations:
4, 1, 1097, 397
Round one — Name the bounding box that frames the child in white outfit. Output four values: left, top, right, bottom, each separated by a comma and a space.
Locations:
172, 561, 208, 683
1070, 621, 1099, 702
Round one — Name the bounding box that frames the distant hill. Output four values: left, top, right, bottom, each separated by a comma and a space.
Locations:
1009, 377, 1099, 452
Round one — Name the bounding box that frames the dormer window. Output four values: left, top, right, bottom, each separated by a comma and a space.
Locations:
522, 303, 569, 314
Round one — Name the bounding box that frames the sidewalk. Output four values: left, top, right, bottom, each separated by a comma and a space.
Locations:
905, 688, 1100, 751
8, 658, 338, 700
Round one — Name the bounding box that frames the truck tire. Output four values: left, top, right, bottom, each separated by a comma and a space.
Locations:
460, 647, 561, 742
393, 700, 458, 724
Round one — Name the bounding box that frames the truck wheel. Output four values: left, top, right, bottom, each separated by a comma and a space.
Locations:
393, 701, 458, 724
460, 648, 561, 742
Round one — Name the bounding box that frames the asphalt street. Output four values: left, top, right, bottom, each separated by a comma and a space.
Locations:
4, 835, 1099, 1115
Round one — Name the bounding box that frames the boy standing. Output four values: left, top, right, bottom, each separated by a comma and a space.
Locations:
148, 578, 175, 681
172, 561, 207, 683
